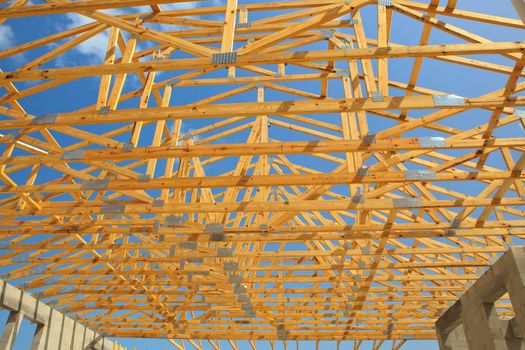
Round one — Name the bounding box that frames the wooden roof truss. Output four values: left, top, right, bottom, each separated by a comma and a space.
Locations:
0, 0, 524, 344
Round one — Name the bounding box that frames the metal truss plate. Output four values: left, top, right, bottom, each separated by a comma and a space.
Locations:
229, 274, 242, 283
378, 0, 392, 5
209, 233, 225, 242
207, 223, 225, 241
153, 220, 160, 233
138, 174, 151, 182
404, 169, 437, 181
357, 167, 370, 176
236, 22, 251, 28
224, 262, 239, 271
217, 247, 234, 257
445, 229, 456, 237
432, 94, 465, 107
451, 218, 462, 228
234, 285, 247, 294
61, 150, 85, 160
321, 29, 335, 38
180, 242, 197, 249
152, 199, 164, 207
31, 114, 57, 125
238, 294, 250, 302
100, 203, 126, 214
122, 143, 134, 152
99, 105, 110, 115
336, 70, 350, 77
351, 195, 364, 204
392, 198, 422, 208
362, 133, 376, 144
80, 178, 109, 190
166, 215, 185, 225
241, 303, 253, 311
212, 52, 237, 65
206, 223, 224, 234
419, 136, 446, 148
371, 91, 384, 102
277, 331, 289, 340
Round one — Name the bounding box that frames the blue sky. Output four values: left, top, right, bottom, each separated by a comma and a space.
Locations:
0, 0, 524, 349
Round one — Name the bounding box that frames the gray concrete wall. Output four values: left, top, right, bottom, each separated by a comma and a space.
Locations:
435, 247, 525, 350
0, 278, 119, 350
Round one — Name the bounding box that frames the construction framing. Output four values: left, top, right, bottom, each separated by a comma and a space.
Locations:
0, 278, 119, 350
0, 0, 525, 347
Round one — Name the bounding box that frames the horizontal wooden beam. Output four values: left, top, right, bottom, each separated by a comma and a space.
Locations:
2, 41, 525, 82
0, 0, 202, 17
1, 169, 523, 193
2, 95, 525, 129
4, 197, 524, 216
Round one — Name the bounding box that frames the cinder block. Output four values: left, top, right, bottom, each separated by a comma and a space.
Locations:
0, 311, 23, 350
91, 332, 105, 350
45, 309, 64, 350
0, 279, 123, 350
33, 302, 51, 325
30, 324, 48, 350
19, 293, 38, 322
71, 321, 85, 350
436, 247, 525, 350
1, 283, 21, 311
59, 316, 75, 350
102, 337, 115, 350
83, 328, 95, 348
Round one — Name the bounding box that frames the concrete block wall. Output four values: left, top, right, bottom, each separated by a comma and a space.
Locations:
0, 278, 120, 350
435, 247, 525, 350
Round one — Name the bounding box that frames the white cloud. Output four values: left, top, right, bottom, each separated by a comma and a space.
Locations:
63, 9, 128, 61
160, 1, 202, 11
65, 13, 95, 27
63, 14, 109, 61
74, 32, 110, 60
0, 25, 15, 50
